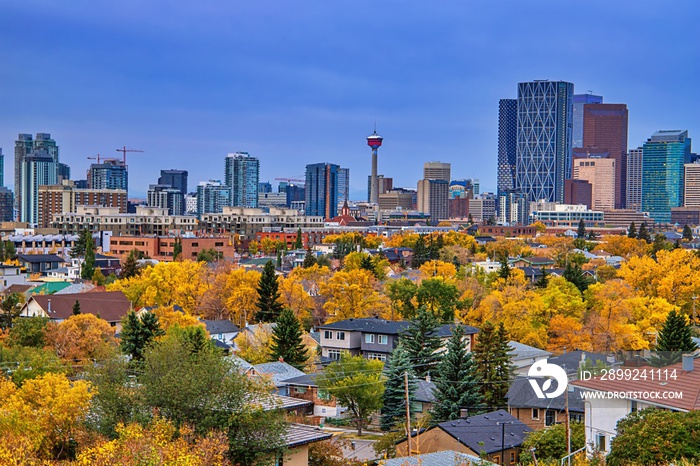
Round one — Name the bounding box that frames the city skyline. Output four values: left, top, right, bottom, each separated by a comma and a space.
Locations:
1, 2, 699, 199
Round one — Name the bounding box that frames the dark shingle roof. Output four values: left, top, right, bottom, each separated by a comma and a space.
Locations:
548, 351, 614, 375
253, 361, 305, 386
18, 254, 65, 264
284, 423, 332, 448
28, 291, 131, 323
380, 450, 493, 466
506, 377, 584, 412
414, 379, 436, 403
437, 410, 531, 454
203, 319, 240, 335
258, 394, 313, 412
318, 317, 411, 334
281, 372, 319, 387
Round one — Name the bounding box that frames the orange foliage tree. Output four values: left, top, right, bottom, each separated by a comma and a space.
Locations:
44, 313, 116, 364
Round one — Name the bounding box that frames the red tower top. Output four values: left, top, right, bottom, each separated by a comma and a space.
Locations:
367, 130, 383, 149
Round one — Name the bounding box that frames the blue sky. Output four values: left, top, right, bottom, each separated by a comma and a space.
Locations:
1, 1, 698, 199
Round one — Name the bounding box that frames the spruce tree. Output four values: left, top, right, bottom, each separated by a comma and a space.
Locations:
431, 325, 483, 422
4, 241, 16, 261
81, 229, 96, 280
294, 228, 303, 249
0, 240, 5, 262
498, 254, 511, 280
400, 307, 442, 378
411, 235, 429, 268
472, 321, 514, 409
577, 219, 587, 239
120, 249, 140, 279
380, 341, 416, 431
534, 267, 549, 289
653, 310, 698, 366
119, 311, 164, 362
173, 237, 182, 260
638, 221, 652, 243
255, 260, 284, 322
72, 300, 81, 315
683, 224, 694, 241
627, 222, 637, 239
302, 246, 316, 268
563, 261, 589, 292
270, 309, 309, 370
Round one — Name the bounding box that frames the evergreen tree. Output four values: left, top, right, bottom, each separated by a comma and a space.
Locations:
294, 228, 303, 249
302, 246, 317, 268
497, 254, 511, 280
359, 254, 377, 278
269, 309, 309, 370
92, 267, 106, 286
119, 311, 165, 361
380, 341, 416, 431
70, 228, 88, 258
0, 239, 5, 262
431, 325, 483, 422
534, 267, 549, 289
452, 255, 461, 271
4, 241, 15, 261
683, 224, 694, 241
72, 300, 81, 315
653, 310, 698, 366
577, 218, 587, 239
651, 233, 672, 259
400, 307, 442, 378
411, 235, 429, 268
120, 249, 141, 279
638, 221, 652, 243
255, 260, 284, 322
472, 321, 514, 409
627, 222, 637, 239
173, 237, 182, 260
563, 261, 590, 292
81, 229, 96, 280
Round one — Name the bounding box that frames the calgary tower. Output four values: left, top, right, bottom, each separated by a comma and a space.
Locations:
367, 128, 383, 204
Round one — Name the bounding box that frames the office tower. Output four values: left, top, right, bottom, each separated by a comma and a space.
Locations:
19, 150, 58, 224
0, 147, 3, 187
423, 161, 451, 181
516, 80, 574, 203
367, 130, 383, 204
497, 99, 518, 205
468, 196, 497, 223
148, 184, 185, 215
0, 187, 12, 222
684, 162, 700, 207
14, 133, 59, 219
184, 193, 198, 215
88, 159, 128, 192
158, 169, 188, 194
564, 179, 593, 209
366, 175, 393, 202
337, 167, 350, 211
305, 163, 339, 219
38, 181, 127, 228
498, 189, 529, 225
642, 131, 692, 223
417, 179, 449, 221
225, 152, 259, 208
583, 103, 629, 208
285, 183, 305, 208
196, 180, 232, 217
258, 181, 272, 193
57, 163, 70, 183
449, 179, 475, 199
626, 148, 643, 212
572, 94, 603, 149
573, 157, 615, 211
378, 190, 414, 211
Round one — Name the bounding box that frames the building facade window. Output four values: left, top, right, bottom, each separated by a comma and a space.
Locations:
365, 334, 375, 344
367, 353, 387, 361
324, 330, 332, 340
531, 408, 539, 420
336, 331, 345, 341
378, 334, 388, 345
545, 409, 556, 427
328, 350, 341, 360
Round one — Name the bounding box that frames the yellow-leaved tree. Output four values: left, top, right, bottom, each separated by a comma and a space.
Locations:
224, 267, 262, 327
44, 313, 117, 364
419, 260, 458, 281
151, 305, 206, 332
321, 269, 391, 323
278, 274, 314, 325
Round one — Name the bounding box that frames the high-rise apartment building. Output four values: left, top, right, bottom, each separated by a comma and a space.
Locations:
498, 189, 529, 225
516, 81, 574, 203
305, 163, 339, 219
0, 147, 4, 187
626, 148, 643, 212
88, 159, 128, 192
337, 167, 350, 210
683, 162, 700, 208
225, 152, 259, 208
572, 94, 603, 149
196, 180, 232, 217
158, 169, 188, 194
573, 157, 616, 211
417, 179, 449, 221
583, 103, 629, 208
423, 161, 451, 181
285, 183, 305, 208
0, 187, 13, 222
258, 182, 272, 193
19, 150, 58, 224
366, 175, 392, 202
642, 130, 692, 223
497, 99, 518, 205
147, 184, 185, 215
38, 181, 127, 228
14, 133, 59, 219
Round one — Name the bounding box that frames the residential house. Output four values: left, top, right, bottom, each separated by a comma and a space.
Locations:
251, 361, 305, 396
29, 281, 72, 296
507, 377, 584, 430
274, 423, 332, 466
19, 290, 131, 330
282, 372, 340, 418
509, 256, 555, 269
0, 264, 28, 291
202, 319, 239, 346
572, 355, 700, 456
413, 378, 437, 418
548, 350, 618, 381
379, 450, 494, 466
395, 410, 531, 465
17, 254, 66, 274
509, 341, 552, 376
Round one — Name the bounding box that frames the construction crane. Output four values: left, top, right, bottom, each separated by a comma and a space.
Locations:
116, 146, 144, 165
87, 154, 102, 164
275, 177, 305, 183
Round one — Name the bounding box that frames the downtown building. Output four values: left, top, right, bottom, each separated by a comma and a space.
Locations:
642, 130, 692, 223
199, 206, 324, 241
572, 93, 603, 150
497, 98, 518, 208
196, 180, 232, 217
225, 152, 259, 208
50, 206, 197, 236
19, 150, 58, 225
14, 133, 60, 221
417, 161, 450, 222
158, 169, 188, 195
38, 181, 127, 228
305, 162, 339, 219
515, 80, 574, 204
572, 154, 616, 211
147, 184, 185, 215
88, 159, 128, 193
626, 147, 643, 212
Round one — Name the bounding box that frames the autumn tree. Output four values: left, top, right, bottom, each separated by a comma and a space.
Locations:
7, 316, 48, 348
228, 405, 287, 466
255, 260, 284, 322
472, 321, 513, 409
415, 278, 462, 322
278, 274, 314, 327
521, 422, 585, 464
92, 267, 106, 286
321, 269, 391, 323
400, 307, 443, 378
0, 345, 65, 386
270, 309, 309, 370
44, 313, 117, 365
380, 341, 416, 431
386, 278, 419, 320
152, 305, 205, 332
119, 310, 165, 362
317, 354, 385, 435
431, 325, 483, 422
236, 325, 274, 364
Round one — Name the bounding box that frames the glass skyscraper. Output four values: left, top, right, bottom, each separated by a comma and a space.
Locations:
88, 160, 128, 192
572, 93, 603, 149
497, 99, 517, 206
337, 167, 349, 211
225, 152, 259, 208
158, 169, 188, 195
516, 80, 574, 203
20, 150, 58, 224
196, 180, 232, 217
305, 162, 339, 219
642, 130, 692, 223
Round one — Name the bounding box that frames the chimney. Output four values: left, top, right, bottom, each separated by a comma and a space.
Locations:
459, 409, 469, 418
278, 356, 284, 363
425, 374, 431, 383
682, 354, 694, 372
47, 299, 51, 314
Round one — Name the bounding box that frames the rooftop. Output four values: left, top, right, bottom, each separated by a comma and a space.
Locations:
252, 361, 305, 387
506, 377, 584, 412
436, 410, 531, 454
380, 450, 492, 466
284, 423, 332, 448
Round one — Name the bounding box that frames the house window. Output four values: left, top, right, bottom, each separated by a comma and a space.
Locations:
294, 386, 307, 394
596, 433, 606, 451
328, 350, 341, 361
630, 400, 638, 413
365, 334, 375, 344
492, 456, 500, 464
336, 332, 345, 341
510, 452, 515, 464
570, 413, 583, 423
378, 334, 388, 345
324, 330, 333, 340
545, 409, 556, 426
367, 353, 387, 362
531, 408, 539, 420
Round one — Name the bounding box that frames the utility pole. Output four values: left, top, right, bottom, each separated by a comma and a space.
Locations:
405, 371, 412, 456
565, 388, 571, 466
497, 421, 514, 465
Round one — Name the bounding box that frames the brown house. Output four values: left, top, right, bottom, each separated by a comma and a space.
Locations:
507, 378, 584, 430
395, 410, 531, 465
282, 372, 339, 418
19, 290, 131, 330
